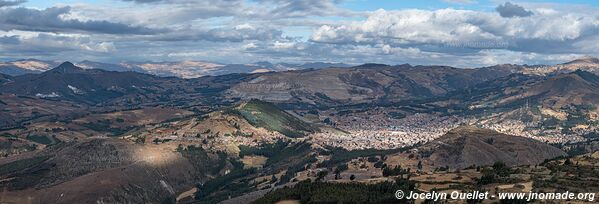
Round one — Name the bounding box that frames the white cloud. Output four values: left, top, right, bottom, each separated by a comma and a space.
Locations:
496, 2, 533, 18
0, 32, 118, 59
0, 0, 24, 8
242, 42, 258, 50
273, 41, 295, 49
1, 0, 597, 67
0, 6, 161, 34
310, 8, 599, 54
95, 42, 116, 52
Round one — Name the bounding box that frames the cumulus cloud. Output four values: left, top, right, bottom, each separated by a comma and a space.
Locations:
120, 0, 349, 17
1, 0, 597, 67
310, 8, 598, 55
0, 0, 25, 8
0, 6, 162, 35
0, 33, 117, 55
115, 0, 354, 22
152, 25, 285, 42
496, 2, 533, 18
257, 0, 353, 17
119, 0, 348, 19
311, 9, 501, 47
0, 35, 19, 44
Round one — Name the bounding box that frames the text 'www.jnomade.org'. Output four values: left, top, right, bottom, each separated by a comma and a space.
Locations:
395, 190, 596, 202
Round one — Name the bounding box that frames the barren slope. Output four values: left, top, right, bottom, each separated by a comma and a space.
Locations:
419, 126, 566, 169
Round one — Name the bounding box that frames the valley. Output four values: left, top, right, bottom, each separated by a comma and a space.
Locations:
3, 0, 599, 203
0, 58, 598, 203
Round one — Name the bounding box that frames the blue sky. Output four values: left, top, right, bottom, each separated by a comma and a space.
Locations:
1, 0, 599, 67
22, 0, 599, 10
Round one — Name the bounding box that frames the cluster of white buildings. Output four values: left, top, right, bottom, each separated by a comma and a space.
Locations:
312, 113, 464, 150
143, 108, 596, 152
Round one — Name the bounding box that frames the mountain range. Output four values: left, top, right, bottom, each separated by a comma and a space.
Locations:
1, 57, 599, 203
0, 59, 352, 78
2, 58, 599, 128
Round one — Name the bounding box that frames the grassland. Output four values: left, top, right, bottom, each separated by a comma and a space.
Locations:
233, 100, 318, 138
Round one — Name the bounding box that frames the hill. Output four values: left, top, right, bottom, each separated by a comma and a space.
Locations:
227, 64, 514, 107
1, 59, 351, 78
443, 70, 599, 137
527, 70, 599, 107
132, 99, 319, 154
232, 100, 318, 138
556, 57, 599, 74
456, 70, 599, 109
418, 126, 566, 169
0, 138, 230, 203
0, 59, 59, 76
0, 60, 578, 109
519, 57, 599, 75
0, 73, 11, 84
0, 62, 165, 104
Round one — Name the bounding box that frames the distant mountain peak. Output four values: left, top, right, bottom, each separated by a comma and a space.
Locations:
564, 56, 599, 65
60, 61, 75, 67
354, 63, 390, 68
49, 61, 84, 74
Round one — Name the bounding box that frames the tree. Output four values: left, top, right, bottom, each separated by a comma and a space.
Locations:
417, 160, 423, 170
336, 163, 348, 172
254, 177, 416, 204
374, 161, 385, 168
367, 156, 379, 163
323, 118, 334, 125
334, 163, 348, 180
334, 172, 341, 180
564, 158, 572, 166
349, 174, 356, 181
382, 165, 406, 177
316, 170, 328, 181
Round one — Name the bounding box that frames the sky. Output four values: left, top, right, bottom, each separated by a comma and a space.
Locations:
0, 0, 598, 67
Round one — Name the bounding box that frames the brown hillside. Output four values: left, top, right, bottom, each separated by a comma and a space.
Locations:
419, 126, 566, 169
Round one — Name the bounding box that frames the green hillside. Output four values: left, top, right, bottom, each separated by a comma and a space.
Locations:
234, 99, 318, 138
